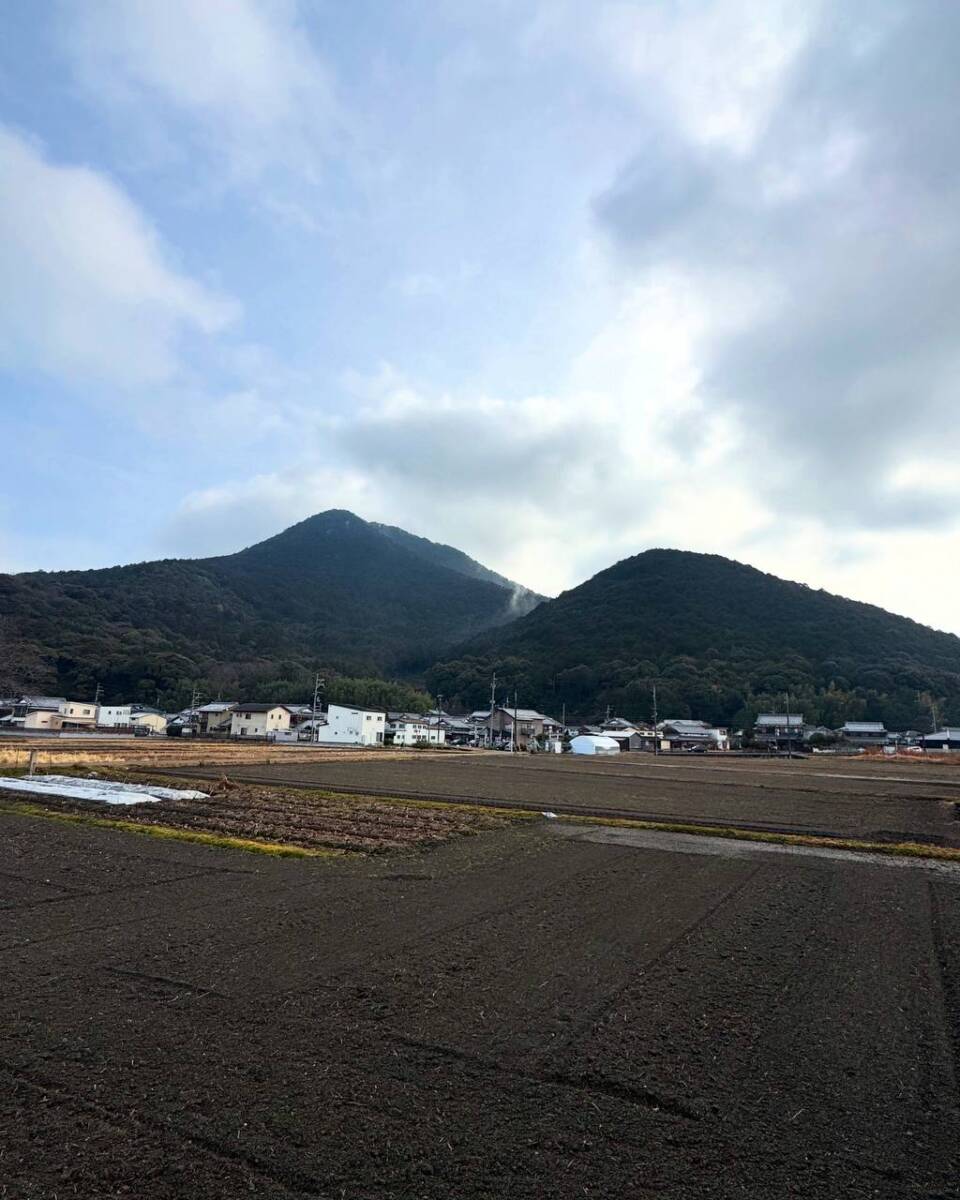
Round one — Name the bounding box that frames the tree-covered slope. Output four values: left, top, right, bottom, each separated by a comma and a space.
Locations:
428, 549, 960, 730
372, 521, 543, 612
0, 510, 536, 706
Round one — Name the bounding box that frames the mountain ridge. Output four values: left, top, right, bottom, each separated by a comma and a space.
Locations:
427, 547, 960, 730
0, 510, 538, 706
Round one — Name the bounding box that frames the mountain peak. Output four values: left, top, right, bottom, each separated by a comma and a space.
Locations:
0, 512, 541, 701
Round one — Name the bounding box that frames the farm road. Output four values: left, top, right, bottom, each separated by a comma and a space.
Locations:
3, 803, 960, 1197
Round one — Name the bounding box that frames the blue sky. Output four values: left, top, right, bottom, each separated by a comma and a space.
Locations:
2, 1, 959, 633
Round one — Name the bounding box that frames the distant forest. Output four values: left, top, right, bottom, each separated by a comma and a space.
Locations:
427, 551, 960, 730
2, 523, 958, 731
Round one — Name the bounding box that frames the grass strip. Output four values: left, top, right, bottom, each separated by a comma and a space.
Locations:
0, 800, 343, 859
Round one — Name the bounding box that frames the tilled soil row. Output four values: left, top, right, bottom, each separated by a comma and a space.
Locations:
0, 779, 506, 853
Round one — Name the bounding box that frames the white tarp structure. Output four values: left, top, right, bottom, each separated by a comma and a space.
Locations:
0, 775, 209, 806
570, 734, 620, 756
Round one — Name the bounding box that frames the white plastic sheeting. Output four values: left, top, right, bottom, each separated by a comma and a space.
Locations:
569, 734, 620, 756
0, 775, 209, 805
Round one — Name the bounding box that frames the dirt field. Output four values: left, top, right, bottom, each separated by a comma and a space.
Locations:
179, 751, 960, 846
0, 777, 505, 854
3, 798, 959, 1198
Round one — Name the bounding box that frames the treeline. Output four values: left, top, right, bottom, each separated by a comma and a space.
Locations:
426, 651, 954, 731
425, 550, 960, 731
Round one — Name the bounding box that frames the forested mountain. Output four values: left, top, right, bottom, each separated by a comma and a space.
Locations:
427, 549, 960, 731
0, 510, 540, 708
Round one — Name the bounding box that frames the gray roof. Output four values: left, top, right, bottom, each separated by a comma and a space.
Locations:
840, 722, 886, 733
755, 713, 804, 727
234, 703, 294, 714
926, 728, 960, 739
496, 706, 560, 723
197, 702, 237, 713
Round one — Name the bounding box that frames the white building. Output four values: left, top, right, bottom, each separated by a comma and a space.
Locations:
386, 712, 445, 747
315, 703, 386, 746
98, 705, 133, 728
229, 704, 294, 738
130, 712, 167, 735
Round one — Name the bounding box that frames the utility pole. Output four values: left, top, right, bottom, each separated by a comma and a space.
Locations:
436, 694, 443, 745
652, 685, 659, 756
605, 703, 611, 723
512, 688, 519, 753
785, 692, 792, 758
93, 682, 102, 707
311, 674, 324, 743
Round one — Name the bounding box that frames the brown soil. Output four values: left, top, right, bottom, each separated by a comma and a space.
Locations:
0, 777, 505, 854
2, 805, 958, 1198
177, 752, 960, 846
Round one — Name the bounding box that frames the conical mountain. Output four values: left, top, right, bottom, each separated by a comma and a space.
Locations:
0, 510, 541, 701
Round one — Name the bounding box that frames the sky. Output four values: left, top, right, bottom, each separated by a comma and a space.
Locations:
2, 1, 959, 633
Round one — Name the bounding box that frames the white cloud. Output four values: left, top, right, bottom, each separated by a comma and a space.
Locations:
0, 126, 236, 387
65, 0, 342, 188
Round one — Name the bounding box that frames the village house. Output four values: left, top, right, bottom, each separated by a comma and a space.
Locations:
129, 711, 168, 735
599, 717, 660, 752
97, 705, 133, 728
923, 728, 960, 751
477, 705, 562, 750
660, 719, 729, 751
229, 703, 295, 738
194, 702, 237, 735
315, 703, 386, 746
837, 721, 887, 748
4, 697, 67, 731
438, 715, 477, 745
0, 696, 97, 732
753, 713, 805, 749
61, 700, 98, 730
386, 712, 445, 747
